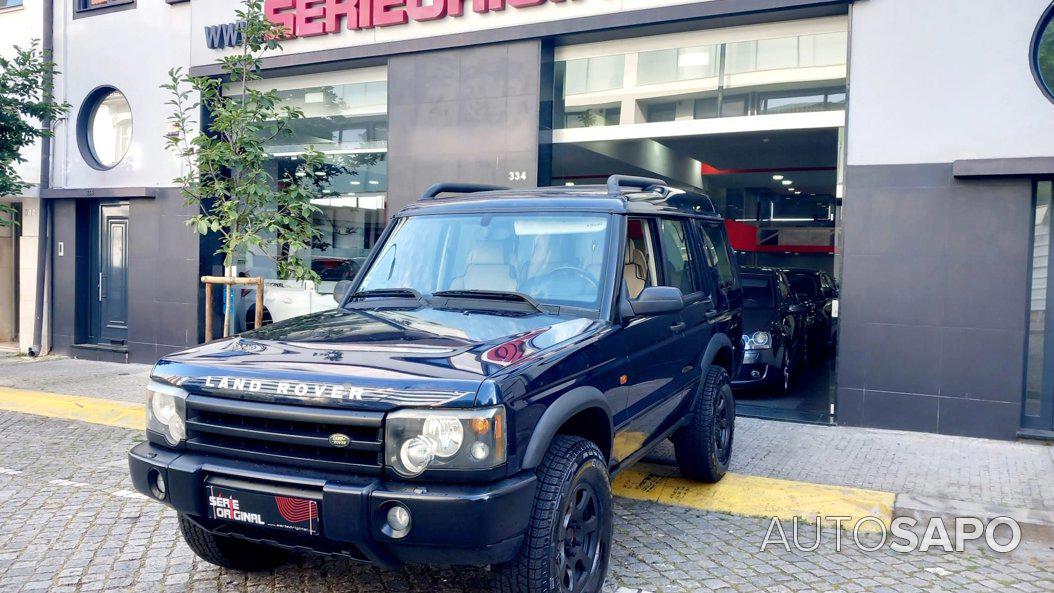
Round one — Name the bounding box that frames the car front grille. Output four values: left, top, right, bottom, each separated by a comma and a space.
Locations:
184, 395, 384, 474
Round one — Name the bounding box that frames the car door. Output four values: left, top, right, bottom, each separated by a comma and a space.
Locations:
614, 217, 701, 463
611, 217, 692, 465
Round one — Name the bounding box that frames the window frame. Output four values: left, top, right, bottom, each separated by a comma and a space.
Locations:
1031, 2, 1054, 105
0, 0, 24, 11
74, 0, 135, 19
652, 216, 707, 300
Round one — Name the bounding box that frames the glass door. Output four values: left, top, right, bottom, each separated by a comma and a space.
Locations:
1024, 180, 1054, 433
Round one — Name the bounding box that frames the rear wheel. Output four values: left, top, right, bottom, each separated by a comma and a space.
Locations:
673, 365, 734, 483
497, 436, 612, 593
178, 514, 288, 571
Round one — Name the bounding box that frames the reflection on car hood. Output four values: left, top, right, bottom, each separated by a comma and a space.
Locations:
153, 307, 603, 411
743, 308, 779, 333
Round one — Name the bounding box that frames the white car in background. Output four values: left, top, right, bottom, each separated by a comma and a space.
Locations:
235, 257, 365, 331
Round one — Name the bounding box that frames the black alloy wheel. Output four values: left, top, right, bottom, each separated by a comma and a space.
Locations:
713, 385, 733, 466
555, 483, 603, 593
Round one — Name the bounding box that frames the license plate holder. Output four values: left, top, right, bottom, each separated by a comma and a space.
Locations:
205, 479, 321, 536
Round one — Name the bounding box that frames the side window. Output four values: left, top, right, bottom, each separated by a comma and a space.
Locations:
623, 218, 658, 299
656, 218, 698, 295
698, 222, 737, 289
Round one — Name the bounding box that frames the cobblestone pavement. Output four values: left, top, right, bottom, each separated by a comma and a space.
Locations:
647, 420, 1054, 511
0, 410, 1051, 593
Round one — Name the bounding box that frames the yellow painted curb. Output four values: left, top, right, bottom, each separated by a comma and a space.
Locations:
613, 462, 894, 531
0, 387, 895, 532
0, 387, 145, 430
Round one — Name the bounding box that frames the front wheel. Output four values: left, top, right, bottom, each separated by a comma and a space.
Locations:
497, 436, 612, 593
673, 365, 735, 483
178, 514, 288, 571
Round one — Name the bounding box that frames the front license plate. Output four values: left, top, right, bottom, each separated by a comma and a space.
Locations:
206, 484, 321, 536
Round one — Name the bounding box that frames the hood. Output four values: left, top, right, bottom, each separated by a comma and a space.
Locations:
742, 307, 779, 333
153, 307, 603, 411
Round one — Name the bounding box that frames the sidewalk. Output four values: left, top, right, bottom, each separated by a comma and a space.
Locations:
2, 353, 1052, 551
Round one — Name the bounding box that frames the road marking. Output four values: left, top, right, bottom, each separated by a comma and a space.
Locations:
613, 462, 894, 532
0, 387, 896, 530
0, 467, 22, 475
0, 387, 144, 430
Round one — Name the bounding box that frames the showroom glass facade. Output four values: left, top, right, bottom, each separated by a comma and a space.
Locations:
237, 69, 389, 295
1025, 180, 1054, 431
554, 29, 847, 128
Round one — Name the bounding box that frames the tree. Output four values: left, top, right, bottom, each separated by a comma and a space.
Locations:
164, 0, 329, 337
0, 41, 68, 226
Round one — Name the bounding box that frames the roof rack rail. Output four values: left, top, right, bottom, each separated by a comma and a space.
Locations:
606, 174, 667, 196
420, 182, 508, 200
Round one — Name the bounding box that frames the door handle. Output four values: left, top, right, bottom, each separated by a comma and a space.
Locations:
98, 273, 104, 302
705, 309, 720, 320
669, 321, 686, 333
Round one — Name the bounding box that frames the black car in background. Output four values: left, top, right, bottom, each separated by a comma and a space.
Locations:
784, 268, 838, 353
733, 267, 806, 393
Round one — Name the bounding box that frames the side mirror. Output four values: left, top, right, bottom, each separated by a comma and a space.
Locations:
788, 303, 804, 314
631, 286, 685, 316
333, 280, 354, 304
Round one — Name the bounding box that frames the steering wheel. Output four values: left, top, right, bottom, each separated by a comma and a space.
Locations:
527, 266, 599, 299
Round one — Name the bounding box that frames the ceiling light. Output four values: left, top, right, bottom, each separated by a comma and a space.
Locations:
781, 180, 792, 186
368, 180, 380, 185
794, 191, 802, 195
772, 174, 784, 181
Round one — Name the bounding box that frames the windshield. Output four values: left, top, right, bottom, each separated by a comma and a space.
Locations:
358, 213, 612, 309
741, 276, 775, 309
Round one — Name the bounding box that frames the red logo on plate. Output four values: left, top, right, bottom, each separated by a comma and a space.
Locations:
274, 496, 319, 523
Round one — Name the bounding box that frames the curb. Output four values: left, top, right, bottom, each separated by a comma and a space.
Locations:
893, 493, 1054, 558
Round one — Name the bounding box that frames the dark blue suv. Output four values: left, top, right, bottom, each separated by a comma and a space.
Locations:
128, 176, 743, 593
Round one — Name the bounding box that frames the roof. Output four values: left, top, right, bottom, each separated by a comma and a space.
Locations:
396, 177, 724, 220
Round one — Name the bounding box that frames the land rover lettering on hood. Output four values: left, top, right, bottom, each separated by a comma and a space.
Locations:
129, 176, 743, 593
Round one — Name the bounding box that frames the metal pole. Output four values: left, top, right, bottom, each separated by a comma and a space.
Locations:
30, 0, 55, 357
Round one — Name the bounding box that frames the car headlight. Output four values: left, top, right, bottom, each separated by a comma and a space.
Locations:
385, 407, 506, 478
146, 382, 187, 446
742, 331, 772, 350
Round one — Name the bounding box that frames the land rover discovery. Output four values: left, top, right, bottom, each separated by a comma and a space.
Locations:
128, 175, 743, 593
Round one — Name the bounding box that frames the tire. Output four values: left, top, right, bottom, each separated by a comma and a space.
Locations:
673, 365, 735, 483
245, 307, 273, 331
497, 436, 612, 593
178, 514, 288, 571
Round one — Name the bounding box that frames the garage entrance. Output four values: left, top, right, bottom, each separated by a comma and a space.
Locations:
551, 129, 840, 423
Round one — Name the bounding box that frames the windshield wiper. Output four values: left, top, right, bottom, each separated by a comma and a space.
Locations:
433, 289, 545, 313
348, 288, 423, 300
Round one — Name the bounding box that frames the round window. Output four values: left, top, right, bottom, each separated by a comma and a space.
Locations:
1034, 3, 1054, 102
83, 88, 132, 168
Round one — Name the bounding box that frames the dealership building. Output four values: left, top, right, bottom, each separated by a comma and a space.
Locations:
1, 0, 1054, 441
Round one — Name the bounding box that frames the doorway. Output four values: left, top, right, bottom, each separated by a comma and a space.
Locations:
1024, 180, 1054, 434
90, 202, 129, 346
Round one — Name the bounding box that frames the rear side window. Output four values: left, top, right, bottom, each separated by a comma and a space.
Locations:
656, 218, 698, 295
698, 221, 737, 290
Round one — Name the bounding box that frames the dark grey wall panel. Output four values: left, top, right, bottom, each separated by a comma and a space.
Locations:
837, 163, 1032, 440
50, 200, 79, 354
386, 41, 542, 216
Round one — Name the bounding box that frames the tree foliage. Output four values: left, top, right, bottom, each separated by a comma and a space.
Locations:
163, 0, 328, 283
0, 41, 68, 226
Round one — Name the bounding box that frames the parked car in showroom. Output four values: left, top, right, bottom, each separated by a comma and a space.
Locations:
784, 268, 838, 353
733, 266, 806, 393
235, 257, 368, 331
128, 176, 743, 593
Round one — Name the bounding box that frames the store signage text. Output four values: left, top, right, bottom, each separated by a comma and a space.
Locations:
207, 0, 579, 48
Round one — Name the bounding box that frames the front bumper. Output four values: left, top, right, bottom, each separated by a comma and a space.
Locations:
732, 348, 780, 387
128, 442, 536, 567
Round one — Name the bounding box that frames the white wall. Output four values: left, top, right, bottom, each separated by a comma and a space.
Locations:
0, 1, 44, 191
51, 0, 192, 190
847, 0, 1054, 166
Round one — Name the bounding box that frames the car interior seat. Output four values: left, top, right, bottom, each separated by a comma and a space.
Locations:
451, 240, 518, 292
623, 220, 650, 299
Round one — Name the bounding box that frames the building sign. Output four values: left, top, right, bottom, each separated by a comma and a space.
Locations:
206, 0, 578, 48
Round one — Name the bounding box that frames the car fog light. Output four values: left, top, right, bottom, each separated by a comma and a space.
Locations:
386, 504, 412, 539
148, 469, 167, 500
